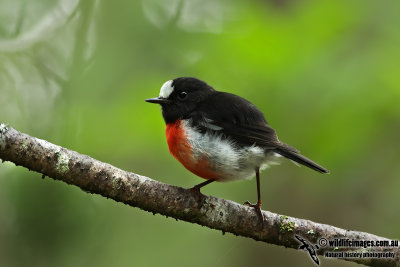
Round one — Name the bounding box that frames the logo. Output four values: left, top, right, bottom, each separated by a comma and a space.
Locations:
295, 235, 398, 265
295, 235, 320, 265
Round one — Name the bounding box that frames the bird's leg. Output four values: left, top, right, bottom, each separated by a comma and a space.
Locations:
190, 179, 215, 194
244, 168, 264, 222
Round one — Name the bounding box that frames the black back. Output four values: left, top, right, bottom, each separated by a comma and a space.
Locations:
189, 91, 282, 149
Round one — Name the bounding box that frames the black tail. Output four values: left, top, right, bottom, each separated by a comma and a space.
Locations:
275, 146, 329, 174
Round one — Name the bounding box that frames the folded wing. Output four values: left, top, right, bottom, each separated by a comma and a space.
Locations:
189, 92, 329, 174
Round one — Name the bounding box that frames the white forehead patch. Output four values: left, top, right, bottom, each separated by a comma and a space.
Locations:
159, 80, 174, 98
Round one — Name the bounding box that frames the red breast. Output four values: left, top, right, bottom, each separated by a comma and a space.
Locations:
166, 120, 221, 180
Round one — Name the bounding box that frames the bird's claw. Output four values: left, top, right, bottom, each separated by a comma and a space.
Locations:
189, 185, 202, 194
244, 201, 264, 224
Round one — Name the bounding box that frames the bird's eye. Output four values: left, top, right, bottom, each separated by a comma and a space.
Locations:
177, 91, 188, 101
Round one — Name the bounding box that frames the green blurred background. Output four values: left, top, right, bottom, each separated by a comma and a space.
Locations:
0, 0, 399, 266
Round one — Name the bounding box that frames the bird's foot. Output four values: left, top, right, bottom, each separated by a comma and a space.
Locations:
189, 179, 215, 195
244, 200, 264, 224
189, 184, 203, 195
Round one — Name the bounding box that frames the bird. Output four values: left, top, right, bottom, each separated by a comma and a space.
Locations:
145, 77, 329, 220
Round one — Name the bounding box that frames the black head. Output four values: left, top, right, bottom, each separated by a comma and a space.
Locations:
146, 77, 215, 123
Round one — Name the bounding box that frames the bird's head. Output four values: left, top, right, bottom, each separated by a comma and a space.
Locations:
146, 77, 215, 123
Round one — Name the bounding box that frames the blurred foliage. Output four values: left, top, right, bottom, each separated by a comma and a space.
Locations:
0, 0, 399, 266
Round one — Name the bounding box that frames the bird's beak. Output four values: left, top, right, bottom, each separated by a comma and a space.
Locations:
145, 97, 169, 104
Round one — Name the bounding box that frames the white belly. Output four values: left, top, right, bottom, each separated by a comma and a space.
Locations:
181, 120, 280, 182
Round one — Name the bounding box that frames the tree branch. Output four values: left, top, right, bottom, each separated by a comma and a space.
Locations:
0, 123, 398, 266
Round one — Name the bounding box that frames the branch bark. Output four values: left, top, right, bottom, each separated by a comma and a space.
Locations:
0, 123, 398, 266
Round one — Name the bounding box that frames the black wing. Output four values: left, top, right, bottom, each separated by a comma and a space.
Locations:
189, 91, 282, 149
188, 92, 329, 173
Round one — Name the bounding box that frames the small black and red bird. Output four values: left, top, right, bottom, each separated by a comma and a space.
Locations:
146, 77, 329, 218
